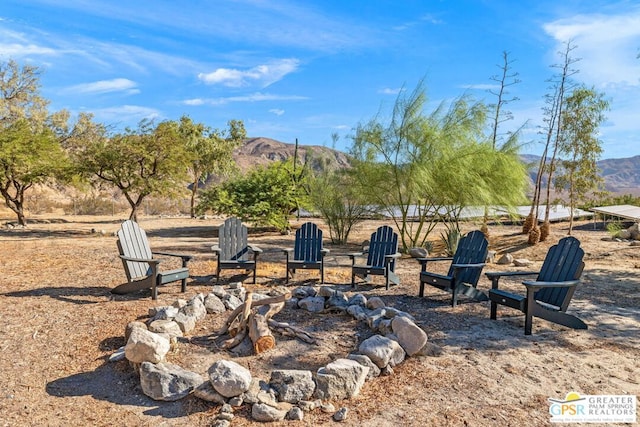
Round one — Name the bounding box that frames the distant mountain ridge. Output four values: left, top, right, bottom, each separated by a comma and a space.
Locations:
233, 137, 351, 173
521, 154, 640, 195
238, 138, 640, 195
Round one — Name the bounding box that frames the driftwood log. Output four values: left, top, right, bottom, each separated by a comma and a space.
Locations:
219, 293, 291, 336
267, 319, 317, 344
219, 293, 289, 354
248, 302, 284, 354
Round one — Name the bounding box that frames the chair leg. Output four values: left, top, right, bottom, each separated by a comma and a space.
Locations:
490, 301, 498, 320
152, 277, 159, 300
252, 267, 257, 284
181, 278, 187, 293
419, 281, 425, 297
351, 271, 356, 289
525, 288, 536, 335
451, 284, 458, 307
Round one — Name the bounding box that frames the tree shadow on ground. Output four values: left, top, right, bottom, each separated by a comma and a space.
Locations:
2, 286, 112, 305
45, 363, 211, 419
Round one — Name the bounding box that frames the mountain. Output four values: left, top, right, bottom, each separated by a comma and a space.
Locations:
235, 138, 640, 195
521, 154, 640, 195
232, 137, 351, 173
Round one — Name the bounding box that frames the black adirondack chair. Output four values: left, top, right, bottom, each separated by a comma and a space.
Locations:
486, 236, 586, 335
282, 222, 329, 283
349, 225, 401, 290
418, 230, 489, 306
212, 217, 262, 284
112, 220, 192, 300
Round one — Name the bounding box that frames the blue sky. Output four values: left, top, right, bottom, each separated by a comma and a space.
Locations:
2, 0, 639, 159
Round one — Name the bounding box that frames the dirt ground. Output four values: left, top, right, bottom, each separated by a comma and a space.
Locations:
0, 214, 638, 427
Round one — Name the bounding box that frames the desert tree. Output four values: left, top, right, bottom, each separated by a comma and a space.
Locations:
482, 51, 524, 236
197, 159, 303, 232
350, 80, 527, 251
179, 116, 245, 218
554, 86, 609, 234
307, 168, 370, 244
0, 60, 96, 226
77, 119, 189, 221
525, 41, 579, 244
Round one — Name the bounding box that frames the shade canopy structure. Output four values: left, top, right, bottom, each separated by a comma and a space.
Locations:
590, 205, 640, 221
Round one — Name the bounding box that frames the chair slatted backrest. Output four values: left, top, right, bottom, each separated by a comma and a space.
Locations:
535, 236, 585, 310
294, 222, 323, 262
448, 230, 489, 285
117, 220, 153, 280
218, 217, 250, 261
367, 225, 399, 268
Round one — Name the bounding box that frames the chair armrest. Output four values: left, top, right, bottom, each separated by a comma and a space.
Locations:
211, 245, 221, 255
321, 248, 330, 256
383, 252, 401, 266
485, 271, 538, 279
348, 252, 363, 264
248, 244, 263, 254
120, 255, 161, 265
416, 256, 453, 265
282, 248, 294, 255
451, 262, 486, 270
152, 251, 193, 262
485, 270, 538, 289
522, 279, 580, 290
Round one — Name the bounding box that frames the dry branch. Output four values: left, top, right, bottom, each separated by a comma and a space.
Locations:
221, 292, 253, 349
267, 319, 317, 344
218, 293, 290, 336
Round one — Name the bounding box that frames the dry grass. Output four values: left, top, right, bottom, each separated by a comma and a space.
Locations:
0, 214, 638, 426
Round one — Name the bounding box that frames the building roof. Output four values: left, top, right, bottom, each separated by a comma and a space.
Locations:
589, 205, 640, 221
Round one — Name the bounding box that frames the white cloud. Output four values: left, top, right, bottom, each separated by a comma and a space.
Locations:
0, 42, 57, 56
542, 8, 640, 159
269, 108, 285, 116
378, 87, 403, 95
90, 105, 161, 124
461, 83, 501, 91
64, 78, 138, 95
543, 10, 640, 88
198, 59, 300, 88
183, 98, 205, 106
181, 92, 308, 106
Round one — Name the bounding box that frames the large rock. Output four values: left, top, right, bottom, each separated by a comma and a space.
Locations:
366, 297, 385, 310
497, 253, 514, 265
181, 296, 207, 321
314, 358, 369, 400
298, 296, 325, 313
193, 381, 227, 403
125, 327, 170, 364
148, 319, 183, 339
173, 311, 196, 334
409, 247, 428, 258
269, 370, 315, 403
358, 334, 406, 368
204, 293, 227, 314
209, 360, 252, 398
252, 403, 287, 422
139, 362, 203, 401
391, 316, 428, 356
347, 354, 380, 380
125, 321, 147, 343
